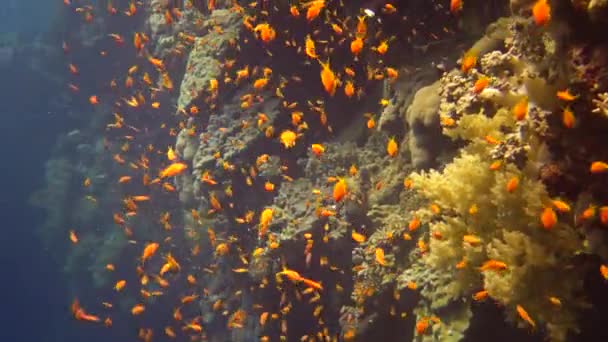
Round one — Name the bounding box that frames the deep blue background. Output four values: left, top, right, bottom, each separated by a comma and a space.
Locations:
0, 1, 72, 341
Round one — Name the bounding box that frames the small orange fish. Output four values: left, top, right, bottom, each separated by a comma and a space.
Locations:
311, 144, 325, 157
506, 176, 519, 193
350, 37, 364, 56
600, 264, 608, 280
351, 231, 366, 243
305, 0, 325, 22
69, 230, 78, 244
513, 97, 528, 121
472, 290, 488, 301
415, 318, 429, 335
387, 137, 398, 157
473, 77, 489, 94
319, 59, 337, 96
590, 161, 608, 174
600, 206, 608, 225
408, 217, 421, 232
375, 248, 386, 266
131, 304, 145, 316
344, 81, 355, 98
541, 206, 558, 230
114, 280, 126, 291
264, 181, 275, 192
551, 199, 571, 213
461, 51, 477, 73
450, 0, 463, 14
280, 130, 297, 148
532, 0, 551, 26
557, 89, 577, 101
479, 260, 507, 271
89, 95, 99, 105
141, 242, 159, 263
562, 107, 576, 128
160, 162, 188, 178
516, 304, 536, 328
333, 178, 347, 202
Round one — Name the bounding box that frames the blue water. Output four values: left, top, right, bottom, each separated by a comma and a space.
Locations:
0, 1, 74, 341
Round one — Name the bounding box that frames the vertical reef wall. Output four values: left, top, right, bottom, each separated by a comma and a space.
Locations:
32, 0, 608, 341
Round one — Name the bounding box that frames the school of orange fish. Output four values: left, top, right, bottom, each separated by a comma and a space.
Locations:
60, 0, 608, 341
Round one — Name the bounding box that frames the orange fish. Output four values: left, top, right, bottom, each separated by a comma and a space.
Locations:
472, 290, 488, 301
280, 130, 297, 148
71, 299, 101, 323
557, 89, 577, 101
89, 95, 99, 105
351, 231, 366, 243
506, 176, 519, 193
333, 178, 347, 202
259, 208, 273, 238
131, 304, 145, 316
513, 97, 528, 121
160, 162, 188, 178
540, 206, 557, 230
387, 137, 398, 157
516, 304, 536, 328
69, 230, 78, 244
473, 77, 489, 94
450, 0, 463, 14
141, 242, 159, 263
114, 280, 126, 291
408, 217, 421, 232
461, 51, 477, 73
479, 260, 507, 271
375, 248, 386, 266
600, 264, 608, 280
319, 59, 337, 96
350, 37, 364, 56
590, 161, 608, 174
305, 0, 325, 21
311, 144, 325, 157
415, 318, 429, 335
305, 35, 318, 59
532, 0, 551, 26
562, 107, 576, 128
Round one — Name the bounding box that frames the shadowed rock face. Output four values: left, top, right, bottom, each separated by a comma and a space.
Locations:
161, 0, 208, 12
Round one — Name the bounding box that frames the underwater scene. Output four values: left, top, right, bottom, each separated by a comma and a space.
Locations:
5, 0, 608, 341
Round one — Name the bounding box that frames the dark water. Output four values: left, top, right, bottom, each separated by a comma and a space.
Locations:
0, 2, 71, 341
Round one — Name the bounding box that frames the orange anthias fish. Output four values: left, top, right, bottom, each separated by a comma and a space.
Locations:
71, 299, 101, 323
461, 50, 477, 73
557, 89, 577, 101
479, 260, 507, 271
319, 59, 337, 96
540, 206, 557, 230
333, 178, 347, 202
259, 208, 273, 238
532, 0, 551, 27
160, 162, 188, 178
387, 137, 398, 157
473, 77, 489, 94
590, 161, 608, 174
280, 130, 297, 148
513, 97, 528, 121
305, 0, 325, 22
450, 0, 463, 14
311, 143, 325, 157
375, 248, 386, 266
516, 304, 536, 328
141, 242, 160, 263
